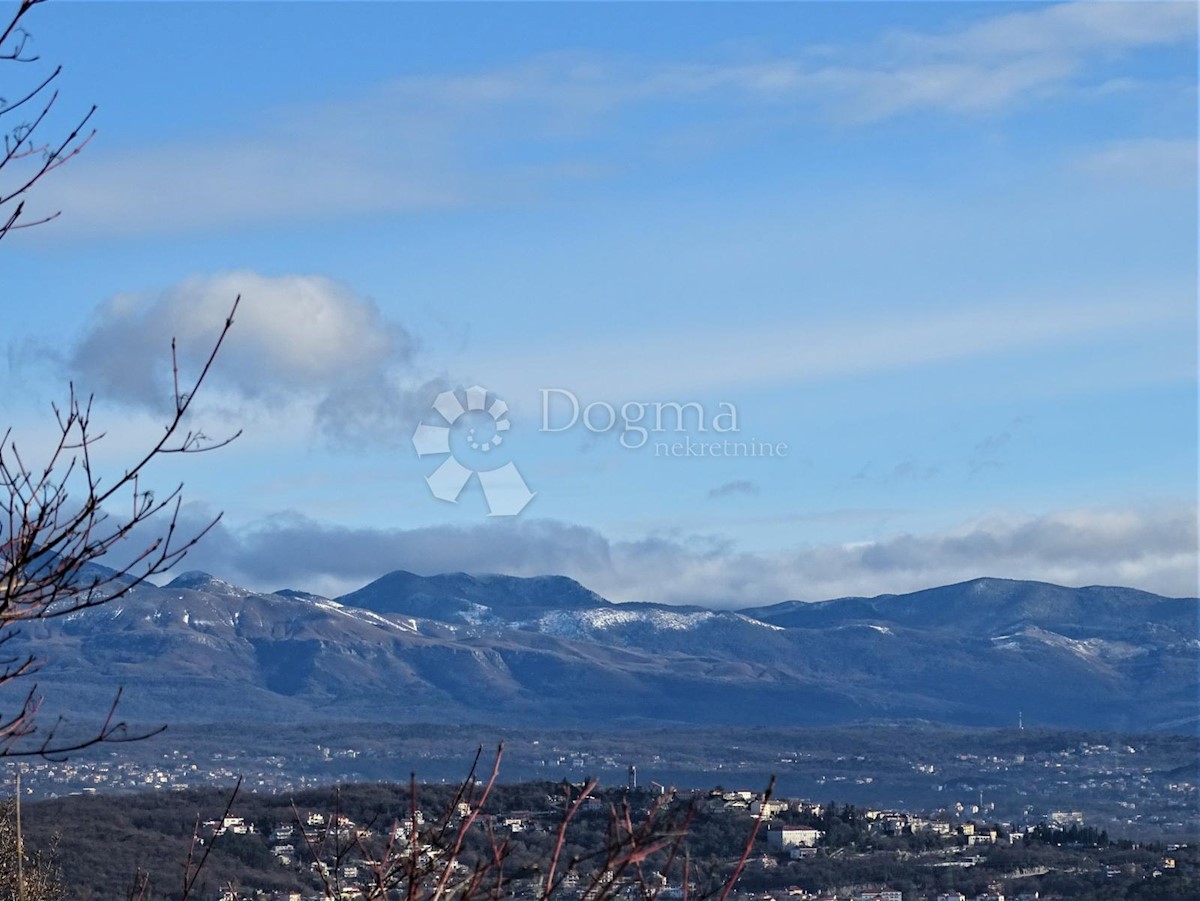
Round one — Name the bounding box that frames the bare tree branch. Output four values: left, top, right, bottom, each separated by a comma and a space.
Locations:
0, 0, 240, 760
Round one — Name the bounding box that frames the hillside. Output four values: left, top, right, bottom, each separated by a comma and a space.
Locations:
13, 572, 1198, 733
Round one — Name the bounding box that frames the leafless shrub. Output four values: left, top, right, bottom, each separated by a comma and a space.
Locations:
0, 0, 240, 760
0, 0, 95, 241
0, 796, 64, 901
231, 747, 776, 901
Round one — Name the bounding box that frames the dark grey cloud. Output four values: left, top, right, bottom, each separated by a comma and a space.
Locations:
314, 375, 452, 452
707, 480, 759, 500
970, 416, 1029, 476
852, 460, 939, 485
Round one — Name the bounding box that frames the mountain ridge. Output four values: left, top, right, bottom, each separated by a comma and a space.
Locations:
15, 570, 1198, 734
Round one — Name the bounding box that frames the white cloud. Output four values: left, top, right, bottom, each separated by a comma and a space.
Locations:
22, 2, 1193, 236
28, 106, 467, 235
69, 271, 433, 445
786, 1, 1195, 122
472, 291, 1192, 404
894, 1, 1197, 60
1075, 138, 1197, 187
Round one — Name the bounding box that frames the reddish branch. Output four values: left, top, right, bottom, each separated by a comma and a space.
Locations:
0, 297, 240, 758
0, 0, 241, 755
717, 777, 775, 901
1, 1, 95, 242
180, 777, 243, 900
189, 750, 777, 901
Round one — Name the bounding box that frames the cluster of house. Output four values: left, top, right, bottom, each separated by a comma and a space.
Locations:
210, 804, 484, 899
261, 810, 426, 869
201, 787, 1139, 901
789, 891, 1039, 901
748, 799, 1020, 861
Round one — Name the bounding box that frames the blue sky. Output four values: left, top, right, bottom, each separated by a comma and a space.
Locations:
4, 0, 1197, 604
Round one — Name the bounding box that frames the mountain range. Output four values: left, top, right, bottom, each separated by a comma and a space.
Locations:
15, 570, 1199, 733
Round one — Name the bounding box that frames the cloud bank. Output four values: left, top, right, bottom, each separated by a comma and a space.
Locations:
166, 503, 1198, 606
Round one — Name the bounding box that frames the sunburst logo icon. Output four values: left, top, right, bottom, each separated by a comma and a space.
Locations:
411, 385, 535, 516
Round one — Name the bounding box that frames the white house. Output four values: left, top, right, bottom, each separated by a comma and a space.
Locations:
766, 827, 823, 850
751, 799, 790, 818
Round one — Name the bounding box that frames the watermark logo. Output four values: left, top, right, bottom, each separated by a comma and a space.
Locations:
540, 389, 788, 458
411, 386, 535, 516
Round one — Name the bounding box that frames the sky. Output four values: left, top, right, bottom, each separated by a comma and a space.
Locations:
3, 0, 1197, 605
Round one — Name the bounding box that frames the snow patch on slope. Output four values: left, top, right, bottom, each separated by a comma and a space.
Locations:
990, 627, 1147, 663
733, 613, 785, 631
308, 598, 419, 633
457, 602, 495, 626
534, 607, 717, 639
531, 608, 790, 639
